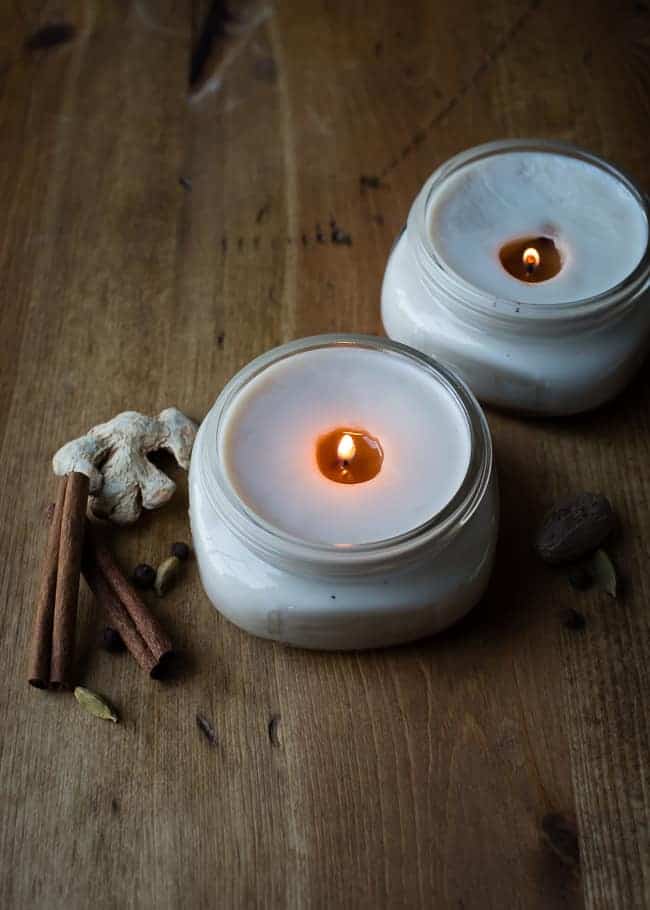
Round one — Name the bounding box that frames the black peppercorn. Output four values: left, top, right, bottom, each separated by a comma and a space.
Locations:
102, 627, 126, 652
170, 541, 190, 561
132, 563, 156, 589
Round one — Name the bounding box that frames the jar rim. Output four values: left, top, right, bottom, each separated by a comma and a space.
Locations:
407, 139, 650, 325
197, 334, 493, 574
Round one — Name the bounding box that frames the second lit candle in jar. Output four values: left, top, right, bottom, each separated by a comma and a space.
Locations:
428, 148, 647, 300
382, 140, 650, 414
220, 343, 471, 545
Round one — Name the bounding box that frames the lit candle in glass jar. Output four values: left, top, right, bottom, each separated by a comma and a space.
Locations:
189, 336, 498, 650
220, 340, 470, 545
382, 140, 650, 415
428, 146, 646, 301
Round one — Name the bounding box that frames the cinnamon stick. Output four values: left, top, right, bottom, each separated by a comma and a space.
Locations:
50, 472, 89, 689
28, 477, 68, 688
85, 521, 173, 665
82, 549, 158, 676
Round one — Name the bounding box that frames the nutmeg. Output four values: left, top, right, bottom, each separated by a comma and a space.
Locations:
535, 492, 615, 564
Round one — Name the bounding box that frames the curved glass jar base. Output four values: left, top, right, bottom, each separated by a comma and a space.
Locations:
190, 458, 498, 650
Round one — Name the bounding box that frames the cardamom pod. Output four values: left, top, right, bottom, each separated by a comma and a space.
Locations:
74, 686, 119, 723
155, 555, 181, 597
589, 548, 617, 598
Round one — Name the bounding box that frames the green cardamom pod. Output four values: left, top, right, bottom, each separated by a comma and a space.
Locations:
589, 548, 617, 598
154, 555, 181, 597
74, 686, 119, 723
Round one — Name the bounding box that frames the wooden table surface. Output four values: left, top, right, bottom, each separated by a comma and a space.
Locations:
1, 1, 649, 907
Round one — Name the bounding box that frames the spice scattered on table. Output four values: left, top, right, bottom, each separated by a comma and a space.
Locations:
51, 471, 89, 690
589, 548, 617, 598
155, 556, 181, 597
74, 686, 119, 723
52, 408, 197, 525
566, 549, 618, 597
28, 472, 89, 690
535, 493, 621, 605
28, 480, 67, 688
196, 713, 217, 746
102, 627, 126, 653
132, 563, 156, 589
170, 541, 190, 561
535, 492, 615, 564
28, 405, 197, 707
84, 521, 174, 676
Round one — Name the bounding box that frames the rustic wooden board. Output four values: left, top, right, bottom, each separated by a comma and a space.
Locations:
1, 1, 648, 907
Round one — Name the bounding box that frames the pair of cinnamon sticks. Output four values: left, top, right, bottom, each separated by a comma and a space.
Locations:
28, 472, 173, 689
29, 473, 88, 688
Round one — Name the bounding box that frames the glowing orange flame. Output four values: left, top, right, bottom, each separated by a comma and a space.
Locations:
523, 246, 541, 268
337, 433, 356, 463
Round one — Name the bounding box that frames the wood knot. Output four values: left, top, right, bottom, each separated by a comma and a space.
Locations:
541, 813, 580, 868
268, 714, 281, 747
25, 23, 76, 52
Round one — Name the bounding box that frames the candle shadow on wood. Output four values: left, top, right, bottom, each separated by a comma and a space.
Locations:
384, 361, 650, 660
373, 435, 558, 658
487, 357, 650, 438
533, 360, 650, 439
152, 649, 198, 685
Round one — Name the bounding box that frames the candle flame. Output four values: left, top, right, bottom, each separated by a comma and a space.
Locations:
337, 433, 356, 463
523, 246, 541, 269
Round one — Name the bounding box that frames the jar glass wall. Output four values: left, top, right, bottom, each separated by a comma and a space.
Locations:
189, 335, 498, 650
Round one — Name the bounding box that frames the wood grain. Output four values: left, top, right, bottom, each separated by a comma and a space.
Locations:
1, 1, 648, 907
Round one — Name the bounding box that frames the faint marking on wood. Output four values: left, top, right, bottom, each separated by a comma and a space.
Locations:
376, 0, 544, 179
134, 1, 189, 38
268, 713, 281, 747
255, 200, 271, 223
542, 812, 581, 869
24, 23, 76, 51
189, 0, 272, 99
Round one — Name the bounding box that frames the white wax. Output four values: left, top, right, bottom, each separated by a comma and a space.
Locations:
220, 346, 471, 545
429, 151, 648, 303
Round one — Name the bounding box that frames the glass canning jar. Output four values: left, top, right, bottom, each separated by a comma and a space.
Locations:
189, 335, 498, 650
382, 140, 650, 416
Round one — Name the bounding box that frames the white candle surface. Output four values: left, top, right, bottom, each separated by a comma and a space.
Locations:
220, 346, 471, 545
429, 150, 648, 303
